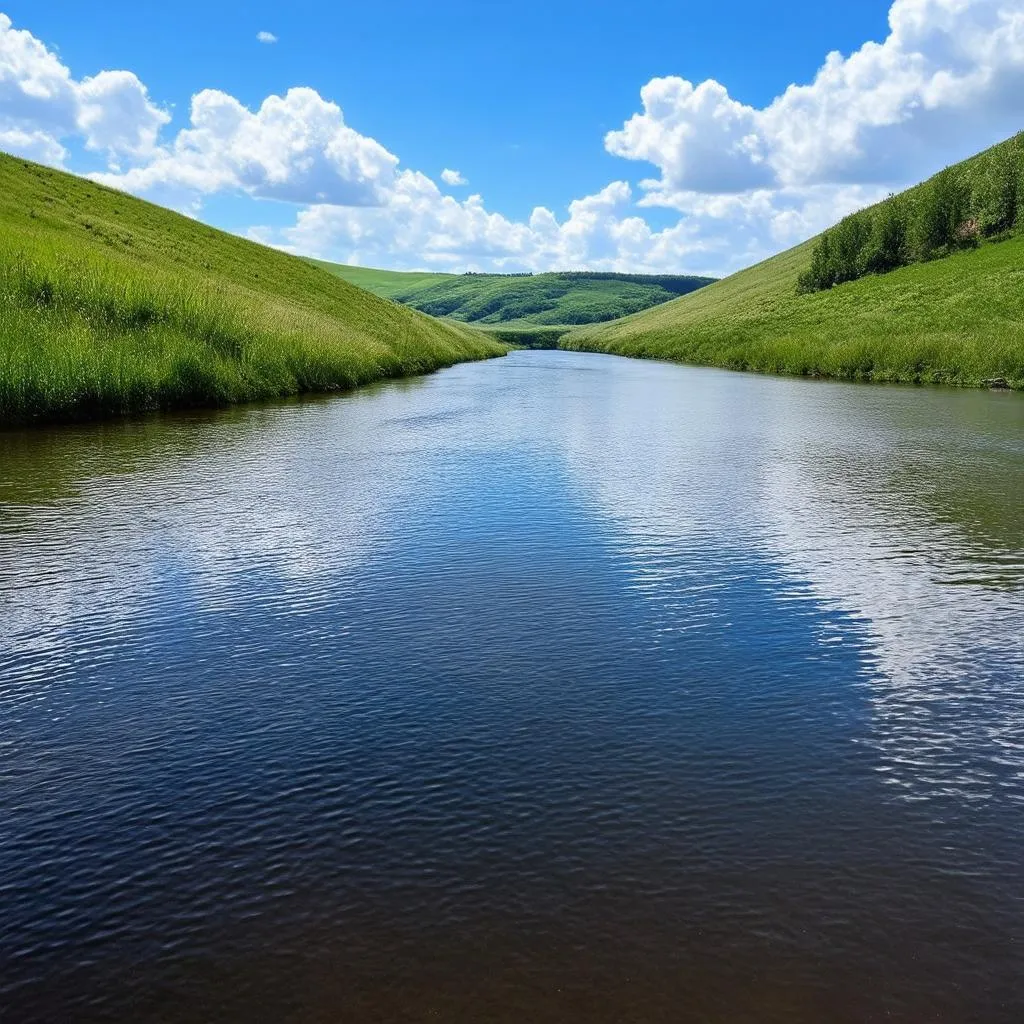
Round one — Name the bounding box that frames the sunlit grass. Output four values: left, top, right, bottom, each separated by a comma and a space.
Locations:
0, 154, 505, 425
312, 261, 716, 328
565, 226, 1024, 389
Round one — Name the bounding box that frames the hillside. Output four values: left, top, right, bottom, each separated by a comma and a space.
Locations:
565, 137, 1024, 389
0, 155, 504, 426
313, 262, 716, 338
308, 262, 454, 301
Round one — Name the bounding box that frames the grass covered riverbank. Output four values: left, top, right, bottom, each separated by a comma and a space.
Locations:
565, 140, 1024, 390
564, 235, 1024, 388
0, 155, 505, 426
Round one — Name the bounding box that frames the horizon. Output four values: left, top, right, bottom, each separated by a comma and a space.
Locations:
1, 1, 1023, 278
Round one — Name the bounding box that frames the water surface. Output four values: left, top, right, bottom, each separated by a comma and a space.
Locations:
2, 351, 1023, 1022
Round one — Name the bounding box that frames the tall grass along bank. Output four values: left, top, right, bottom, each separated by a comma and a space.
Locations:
0, 154, 505, 426
566, 136, 1024, 390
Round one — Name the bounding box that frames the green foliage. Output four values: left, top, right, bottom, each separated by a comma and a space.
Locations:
800, 133, 1023, 294
566, 145, 1024, 393
476, 324, 570, 349
832, 212, 873, 283
974, 144, 1021, 235
859, 195, 911, 275
0, 154, 505, 425
797, 210, 875, 292
912, 166, 974, 259
314, 262, 716, 327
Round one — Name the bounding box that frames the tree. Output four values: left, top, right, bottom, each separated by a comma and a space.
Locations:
911, 167, 970, 259
830, 211, 872, 284
799, 211, 873, 292
798, 231, 836, 292
974, 144, 1020, 236
859, 195, 910, 275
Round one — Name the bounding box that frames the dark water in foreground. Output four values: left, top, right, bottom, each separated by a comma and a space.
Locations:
2, 350, 1023, 1023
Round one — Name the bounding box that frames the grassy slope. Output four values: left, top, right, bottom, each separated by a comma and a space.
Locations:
0, 155, 505, 425
566, 137, 1024, 393
306, 260, 453, 301
565, 234, 1024, 388
313, 261, 715, 332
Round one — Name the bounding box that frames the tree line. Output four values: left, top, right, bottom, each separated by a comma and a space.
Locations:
551, 272, 716, 294
458, 271, 717, 293
798, 133, 1023, 294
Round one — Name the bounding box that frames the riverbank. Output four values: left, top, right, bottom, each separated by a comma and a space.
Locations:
564, 132, 1024, 390
562, 231, 1024, 390
0, 155, 506, 427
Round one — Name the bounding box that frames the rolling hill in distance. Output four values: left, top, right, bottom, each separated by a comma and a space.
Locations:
565, 134, 1024, 389
312, 261, 716, 346
0, 154, 504, 426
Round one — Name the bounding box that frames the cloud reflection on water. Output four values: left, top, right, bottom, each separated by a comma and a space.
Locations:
549, 357, 1024, 805
2, 353, 1022, 807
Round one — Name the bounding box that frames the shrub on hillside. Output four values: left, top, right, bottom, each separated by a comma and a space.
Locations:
859, 195, 911, 275
799, 135, 1023, 294
912, 167, 973, 259
974, 143, 1021, 236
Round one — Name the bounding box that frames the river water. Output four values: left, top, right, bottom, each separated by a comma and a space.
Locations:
2, 350, 1023, 1022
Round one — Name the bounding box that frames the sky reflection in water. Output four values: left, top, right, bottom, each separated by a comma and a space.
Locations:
1, 351, 1022, 1023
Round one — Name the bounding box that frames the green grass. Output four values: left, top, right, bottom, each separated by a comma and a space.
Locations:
565, 192, 1024, 389
473, 323, 573, 349
799, 133, 1024, 294
306, 260, 454, 301
0, 154, 506, 426
313, 262, 715, 329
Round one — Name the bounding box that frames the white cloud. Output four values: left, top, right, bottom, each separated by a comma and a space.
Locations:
257, 31, 277, 45
0, 125, 66, 164
607, 0, 1024, 204
265, 176, 754, 277
0, 12, 77, 145
2, 1, 1024, 276
606, 78, 770, 195
0, 12, 167, 166
76, 70, 169, 157
93, 87, 399, 206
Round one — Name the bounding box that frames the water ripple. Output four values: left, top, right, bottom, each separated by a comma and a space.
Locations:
1, 352, 1023, 1022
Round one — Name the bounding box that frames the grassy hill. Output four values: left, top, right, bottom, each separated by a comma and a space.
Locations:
565, 139, 1024, 389
313, 262, 715, 344
308, 261, 454, 301
0, 155, 505, 426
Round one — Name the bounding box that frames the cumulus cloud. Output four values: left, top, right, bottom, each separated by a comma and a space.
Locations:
0, 126, 66, 164
0, 12, 168, 165
93, 87, 400, 206
76, 70, 169, 157
278, 177, 648, 273
607, 0, 1024, 205
258, 175, 778, 277
257, 31, 277, 45
2, 1, 1024, 275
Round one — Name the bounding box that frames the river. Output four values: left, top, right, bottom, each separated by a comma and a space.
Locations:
2, 350, 1023, 1022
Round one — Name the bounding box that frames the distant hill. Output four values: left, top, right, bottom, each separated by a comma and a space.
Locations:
0, 154, 503, 425
311, 262, 716, 344
565, 134, 1024, 389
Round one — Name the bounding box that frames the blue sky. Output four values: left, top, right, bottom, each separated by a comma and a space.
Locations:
5, 0, 893, 219
1, 1, 1023, 275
